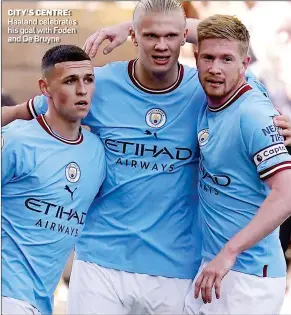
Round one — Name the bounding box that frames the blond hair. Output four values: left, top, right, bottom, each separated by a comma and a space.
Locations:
197, 15, 250, 55
132, 0, 186, 30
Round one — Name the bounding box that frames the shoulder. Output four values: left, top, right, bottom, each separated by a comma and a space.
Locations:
93, 60, 129, 79
1, 119, 43, 156
239, 90, 279, 131
2, 119, 37, 140
245, 71, 270, 98
179, 65, 203, 95
82, 129, 105, 152
2, 119, 36, 153
240, 89, 277, 119
182, 64, 198, 80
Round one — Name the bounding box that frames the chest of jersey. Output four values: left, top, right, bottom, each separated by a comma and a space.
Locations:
197, 101, 257, 200
2, 137, 102, 238
86, 74, 206, 176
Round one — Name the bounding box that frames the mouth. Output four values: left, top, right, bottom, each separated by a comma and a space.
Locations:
152, 55, 170, 65
74, 100, 88, 108
206, 79, 224, 87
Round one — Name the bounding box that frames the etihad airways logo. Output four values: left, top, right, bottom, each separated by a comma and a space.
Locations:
199, 163, 231, 187
25, 198, 86, 225
105, 139, 192, 160
105, 138, 193, 173
25, 197, 86, 237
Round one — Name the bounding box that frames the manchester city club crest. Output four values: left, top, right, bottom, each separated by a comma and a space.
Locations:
65, 162, 81, 183
198, 129, 210, 147
146, 108, 167, 128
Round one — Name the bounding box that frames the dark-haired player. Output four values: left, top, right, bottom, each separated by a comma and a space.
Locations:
1, 45, 105, 314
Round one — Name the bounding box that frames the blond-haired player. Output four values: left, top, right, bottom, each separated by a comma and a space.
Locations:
184, 15, 291, 314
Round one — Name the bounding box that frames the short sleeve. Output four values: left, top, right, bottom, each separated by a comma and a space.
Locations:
240, 96, 291, 180
27, 95, 48, 118
245, 70, 270, 98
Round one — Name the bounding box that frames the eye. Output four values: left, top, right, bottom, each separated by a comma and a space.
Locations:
203, 55, 213, 61
84, 77, 94, 84
146, 34, 157, 38
64, 79, 75, 85
224, 56, 233, 62
167, 34, 177, 38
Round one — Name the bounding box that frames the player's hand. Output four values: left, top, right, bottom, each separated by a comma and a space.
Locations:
194, 247, 237, 304
273, 114, 291, 146
83, 21, 132, 58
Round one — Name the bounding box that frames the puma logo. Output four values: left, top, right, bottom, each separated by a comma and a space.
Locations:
144, 130, 158, 139
64, 185, 77, 200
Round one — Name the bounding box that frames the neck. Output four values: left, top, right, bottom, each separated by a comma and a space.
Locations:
208, 77, 247, 108
135, 59, 179, 90
45, 101, 81, 140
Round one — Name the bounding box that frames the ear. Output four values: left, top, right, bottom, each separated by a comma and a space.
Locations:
38, 78, 51, 98
241, 55, 251, 74
182, 28, 188, 46
130, 28, 138, 47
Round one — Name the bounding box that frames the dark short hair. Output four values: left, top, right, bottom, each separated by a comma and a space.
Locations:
41, 45, 91, 75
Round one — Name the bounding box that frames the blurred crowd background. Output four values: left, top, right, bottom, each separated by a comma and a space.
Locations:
2, 1, 291, 314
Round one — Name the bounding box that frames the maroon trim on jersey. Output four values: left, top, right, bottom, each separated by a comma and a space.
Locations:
36, 115, 83, 145
259, 161, 291, 180
263, 265, 268, 277
26, 97, 38, 119
208, 84, 253, 112
128, 59, 184, 94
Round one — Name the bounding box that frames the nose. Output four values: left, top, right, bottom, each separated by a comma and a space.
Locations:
208, 59, 222, 75
76, 81, 87, 96
155, 37, 168, 51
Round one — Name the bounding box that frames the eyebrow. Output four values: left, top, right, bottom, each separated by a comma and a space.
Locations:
142, 31, 180, 36
200, 53, 235, 58
63, 73, 94, 80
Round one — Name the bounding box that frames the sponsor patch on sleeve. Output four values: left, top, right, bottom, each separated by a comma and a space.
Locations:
253, 143, 288, 166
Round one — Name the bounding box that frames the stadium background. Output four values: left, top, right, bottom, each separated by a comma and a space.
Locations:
2, 1, 291, 314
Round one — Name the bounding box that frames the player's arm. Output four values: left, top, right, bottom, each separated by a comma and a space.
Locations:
194, 99, 291, 303
1, 127, 19, 186
2, 96, 47, 127
195, 169, 291, 303
83, 18, 199, 58
196, 170, 291, 301
2, 102, 31, 126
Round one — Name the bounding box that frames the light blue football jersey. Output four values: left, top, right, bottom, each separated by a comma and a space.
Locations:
2, 116, 106, 314
29, 61, 269, 279
197, 83, 291, 277
30, 60, 204, 279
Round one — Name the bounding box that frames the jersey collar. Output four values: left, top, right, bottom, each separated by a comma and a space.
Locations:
37, 115, 83, 145
128, 59, 184, 94
208, 83, 252, 113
